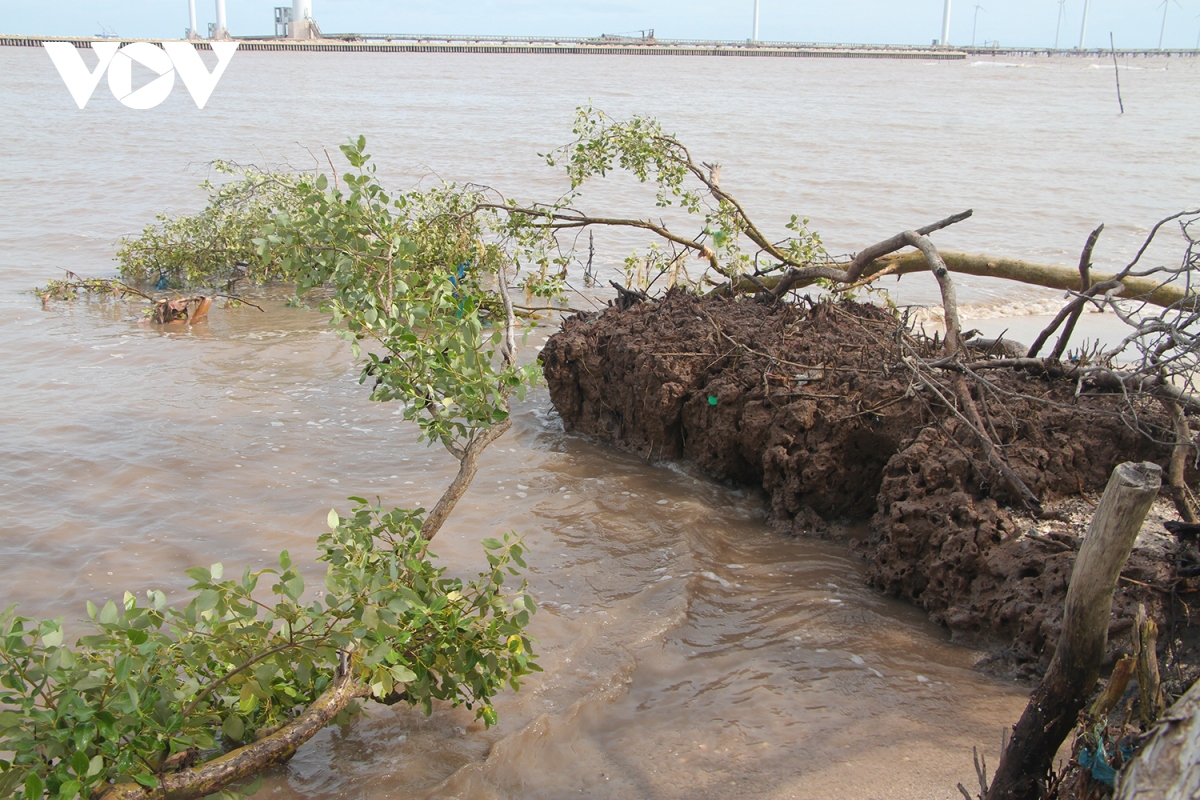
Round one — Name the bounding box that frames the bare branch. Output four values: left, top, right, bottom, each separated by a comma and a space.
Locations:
848, 209, 975, 281
902, 230, 962, 357
1049, 223, 1104, 360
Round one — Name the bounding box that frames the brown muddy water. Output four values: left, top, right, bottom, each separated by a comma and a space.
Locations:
2, 47, 1198, 798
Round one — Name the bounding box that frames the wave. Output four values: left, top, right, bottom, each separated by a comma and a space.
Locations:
421, 580, 690, 799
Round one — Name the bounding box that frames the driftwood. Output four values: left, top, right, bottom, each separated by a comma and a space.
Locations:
1114, 676, 1200, 799
1088, 655, 1136, 720
1162, 399, 1199, 523
152, 296, 212, 325
1133, 603, 1164, 728
985, 462, 1162, 800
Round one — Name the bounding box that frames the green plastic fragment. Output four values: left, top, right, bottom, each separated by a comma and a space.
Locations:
708, 395, 718, 406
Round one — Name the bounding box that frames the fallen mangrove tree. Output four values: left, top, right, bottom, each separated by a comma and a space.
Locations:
6, 139, 544, 800
23, 108, 1200, 798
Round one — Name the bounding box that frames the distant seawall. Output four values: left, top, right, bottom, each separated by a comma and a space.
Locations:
4, 35, 1197, 59
0, 36, 967, 59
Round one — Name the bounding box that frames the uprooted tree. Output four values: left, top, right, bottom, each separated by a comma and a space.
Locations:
5, 139, 549, 800
19, 108, 1200, 798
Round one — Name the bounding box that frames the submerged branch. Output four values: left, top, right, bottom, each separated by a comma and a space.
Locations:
100, 673, 369, 800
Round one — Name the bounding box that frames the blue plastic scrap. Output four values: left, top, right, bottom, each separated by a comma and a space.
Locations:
1077, 744, 1118, 787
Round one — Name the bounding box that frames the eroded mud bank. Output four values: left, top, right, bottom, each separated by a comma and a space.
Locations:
540, 290, 1199, 679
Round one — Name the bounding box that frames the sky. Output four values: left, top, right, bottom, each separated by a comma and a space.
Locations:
1, 0, 1198, 50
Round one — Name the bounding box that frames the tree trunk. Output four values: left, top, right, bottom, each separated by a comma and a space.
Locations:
419, 418, 511, 541
985, 462, 1162, 800
98, 671, 370, 800
874, 251, 1189, 310
731, 250, 1194, 310
1114, 677, 1200, 799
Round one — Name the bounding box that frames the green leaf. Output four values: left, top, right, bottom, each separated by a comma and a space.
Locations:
481, 538, 504, 551
195, 589, 220, 612
242, 774, 264, 797
41, 627, 63, 648
0, 771, 24, 800
361, 606, 379, 630
98, 600, 118, 626
133, 774, 160, 789
24, 773, 43, 799
184, 567, 211, 584
389, 665, 417, 683
222, 714, 245, 742
283, 575, 304, 601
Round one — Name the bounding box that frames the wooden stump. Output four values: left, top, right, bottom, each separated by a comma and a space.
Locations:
985, 462, 1162, 800
1114, 677, 1200, 799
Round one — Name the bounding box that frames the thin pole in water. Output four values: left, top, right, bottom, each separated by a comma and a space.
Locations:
1078, 0, 1090, 48
1111, 32, 1124, 114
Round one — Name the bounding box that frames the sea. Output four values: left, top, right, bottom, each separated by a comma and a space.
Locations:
0, 46, 1197, 798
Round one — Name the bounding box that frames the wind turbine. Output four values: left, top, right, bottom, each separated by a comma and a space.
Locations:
753, 0, 760, 41
941, 0, 953, 45
1078, 0, 1090, 48
1158, 0, 1183, 50
972, 3, 986, 46
1054, 0, 1067, 49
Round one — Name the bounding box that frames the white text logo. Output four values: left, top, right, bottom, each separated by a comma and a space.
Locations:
43, 42, 239, 110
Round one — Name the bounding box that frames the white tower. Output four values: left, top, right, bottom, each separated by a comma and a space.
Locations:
941, 0, 953, 45
188, 0, 198, 39
1078, 0, 1090, 49
292, 0, 315, 39
213, 0, 229, 39
752, 0, 760, 42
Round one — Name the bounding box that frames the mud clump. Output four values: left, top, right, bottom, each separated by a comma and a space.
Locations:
540, 289, 1197, 678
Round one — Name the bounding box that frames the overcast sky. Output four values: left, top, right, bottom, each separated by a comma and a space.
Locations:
2, 1, 1197, 50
